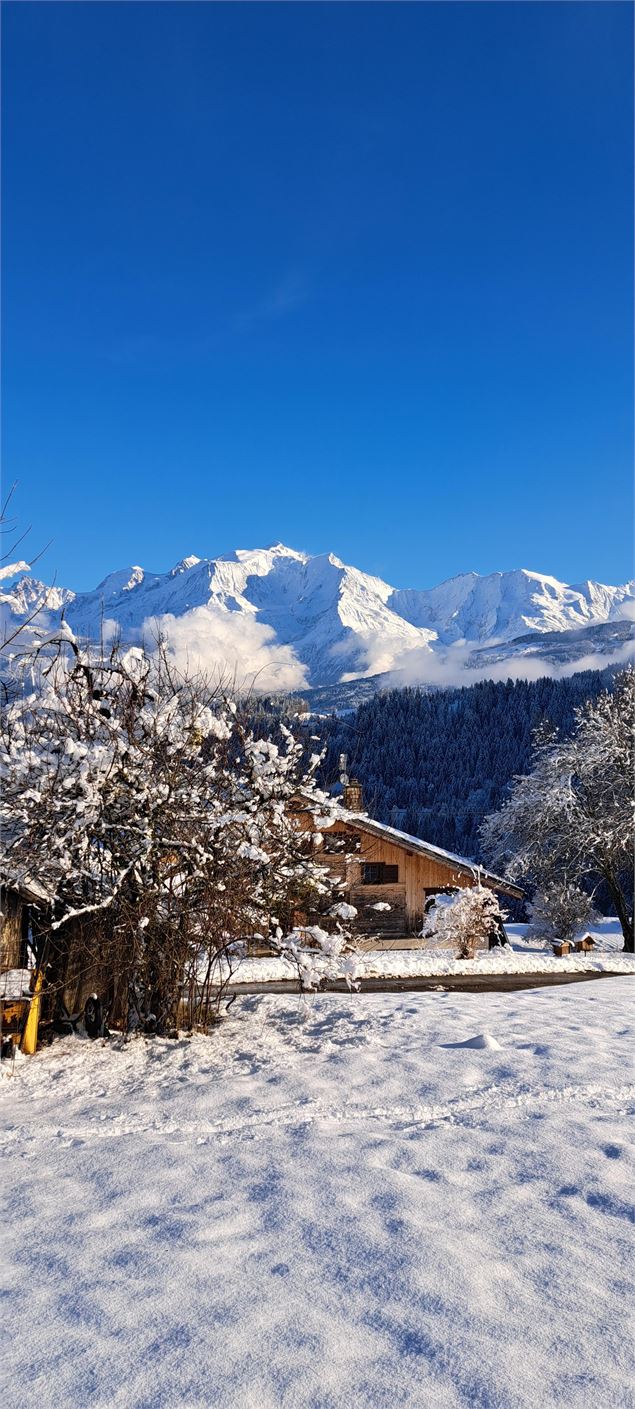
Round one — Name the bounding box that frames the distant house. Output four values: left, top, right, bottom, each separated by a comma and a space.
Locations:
294, 782, 522, 940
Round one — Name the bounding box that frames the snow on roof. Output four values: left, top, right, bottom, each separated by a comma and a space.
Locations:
333, 808, 523, 897
1, 869, 51, 906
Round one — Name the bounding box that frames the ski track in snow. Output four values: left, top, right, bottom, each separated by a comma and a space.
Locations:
4, 1079, 635, 1153
2, 980, 634, 1409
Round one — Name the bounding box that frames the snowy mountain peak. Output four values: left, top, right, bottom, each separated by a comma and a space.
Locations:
261, 541, 308, 558
170, 555, 202, 576
3, 543, 633, 690
232, 543, 307, 566
95, 566, 146, 596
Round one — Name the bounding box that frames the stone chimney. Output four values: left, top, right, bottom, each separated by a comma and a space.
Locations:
342, 778, 364, 812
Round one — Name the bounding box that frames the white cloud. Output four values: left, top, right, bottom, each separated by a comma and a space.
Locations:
333, 623, 635, 691
335, 630, 438, 683
385, 637, 635, 690
101, 618, 122, 646
140, 604, 308, 695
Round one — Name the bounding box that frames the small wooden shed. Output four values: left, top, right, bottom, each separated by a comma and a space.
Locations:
0, 877, 49, 971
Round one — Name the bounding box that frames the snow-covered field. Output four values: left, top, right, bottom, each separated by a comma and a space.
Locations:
2, 978, 634, 1407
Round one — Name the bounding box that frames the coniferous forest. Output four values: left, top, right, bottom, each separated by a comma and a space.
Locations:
315, 669, 615, 861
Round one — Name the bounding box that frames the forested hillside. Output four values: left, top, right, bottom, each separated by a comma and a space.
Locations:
316, 670, 614, 860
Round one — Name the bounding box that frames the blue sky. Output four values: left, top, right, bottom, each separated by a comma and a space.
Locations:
2, 2, 633, 592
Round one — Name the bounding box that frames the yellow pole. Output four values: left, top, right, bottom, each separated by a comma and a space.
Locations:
21, 970, 44, 1055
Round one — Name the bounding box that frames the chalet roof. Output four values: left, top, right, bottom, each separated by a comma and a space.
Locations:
332, 808, 524, 899
0, 870, 51, 907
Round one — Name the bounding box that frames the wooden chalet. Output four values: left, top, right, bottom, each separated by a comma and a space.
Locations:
295, 781, 522, 940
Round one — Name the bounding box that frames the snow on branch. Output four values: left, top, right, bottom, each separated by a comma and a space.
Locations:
1, 636, 360, 1031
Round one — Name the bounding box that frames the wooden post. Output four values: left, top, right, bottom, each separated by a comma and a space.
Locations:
21, 971, 44, 1055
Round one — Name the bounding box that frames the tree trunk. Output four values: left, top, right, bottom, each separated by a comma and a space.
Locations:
603, 873, 634, 953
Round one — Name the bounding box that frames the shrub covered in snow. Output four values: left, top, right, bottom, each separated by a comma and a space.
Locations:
0, 637, 359, 1031
528, 882, 598, 948
271, 924, 362, 992
328, 902, 358, 922
423, 885, 506, 959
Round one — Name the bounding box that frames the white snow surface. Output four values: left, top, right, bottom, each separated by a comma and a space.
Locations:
228, 949, 635, 984
2, 978, 634, 1407
224, 920, 635, 985
4, 542, 634, 686
0, 967, 31, 999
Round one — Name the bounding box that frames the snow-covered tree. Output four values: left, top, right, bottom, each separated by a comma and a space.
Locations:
423, 885, 505, 959
0, 636, 358, 1031
481, 669, 634, 951
527, 882, 597, 948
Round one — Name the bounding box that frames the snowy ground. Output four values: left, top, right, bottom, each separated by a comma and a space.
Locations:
224, 919, 635, 986
2, 978, 634, 1407
2, 923, 631, 1003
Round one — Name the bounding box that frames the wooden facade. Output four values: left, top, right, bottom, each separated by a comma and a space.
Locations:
297, 802, 522, 939
0, 881, 45, 972
0, 886, 26, 970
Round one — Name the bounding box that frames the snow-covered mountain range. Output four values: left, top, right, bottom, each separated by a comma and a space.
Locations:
4, 543, 634, 693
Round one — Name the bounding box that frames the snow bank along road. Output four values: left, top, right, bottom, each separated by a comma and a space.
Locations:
219, 921, 635, 990
2, 980, 634, 1409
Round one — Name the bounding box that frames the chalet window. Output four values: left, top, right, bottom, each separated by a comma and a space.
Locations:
362, 863, 399, 885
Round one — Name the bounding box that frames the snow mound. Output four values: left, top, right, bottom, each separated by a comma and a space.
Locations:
443, 1032, 503, 1051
